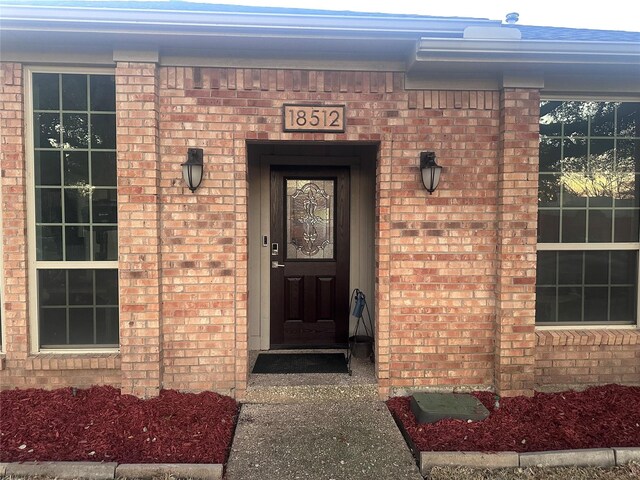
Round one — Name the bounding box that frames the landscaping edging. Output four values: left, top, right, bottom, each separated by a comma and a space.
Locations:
419, 447, 640, 475
0, 461, 223, 480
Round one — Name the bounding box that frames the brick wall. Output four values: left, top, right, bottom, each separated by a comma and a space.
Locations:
2, 62, 638, 398
535, 330, 640, 388
116, 62, 164, 398
157, 67, 505, 397
494, 89, 540, 397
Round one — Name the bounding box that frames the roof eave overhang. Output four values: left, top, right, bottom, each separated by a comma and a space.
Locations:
413, 38, 640, 73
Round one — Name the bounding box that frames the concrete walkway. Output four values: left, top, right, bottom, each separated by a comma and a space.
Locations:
225, 400, 423, 480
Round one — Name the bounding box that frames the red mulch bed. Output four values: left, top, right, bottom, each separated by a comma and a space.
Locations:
0, 386, 239, 464
387, 384, 640, 453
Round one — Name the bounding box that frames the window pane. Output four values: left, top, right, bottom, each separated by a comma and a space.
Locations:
539, 137, 561, 172
611, 286, 636, 322
617, 102, 640, 137
584, 251, 609, 284
62, 74, 87, 111
95, 269, 118, 304
539, 174, 560, 207
35, 112, 61, 148
562, 183, 587, 207
39, 308, 67, 346
68, 308, 94, 345
33, 73, 59, 110
584, 287, 608, 322
64, 189, 90, 224
91, 113, 116, 149
65, 226, 91, 261
558, 286, 582, 322
536, 287, 556, 322
539, 101, 563, 136
562, 102, 591, 137
538, 210, 560, 242
93, 226, 118, 261
537, 251, 557, 285
558, 251, 582, 284
590, 102, 615, 137
562, 138, 588, 172
91, 151, 117, 186
37, 269, 119, 348
35, 151, 61, 186
36, 226, 63, 261
96, 308, 119, 345
39, 269, 67, 305
615, 171, 639, 208
36, 188, 62, 223
92, 189, 117, 224
90, 75, 116, 112
610, 251, 636, 285
63, 151, 89, 186
69, 269, 94, 305
614, 210, 639, 242
62, 113, 88, 149
561, 210, 586, 242
588, 210, 612, 242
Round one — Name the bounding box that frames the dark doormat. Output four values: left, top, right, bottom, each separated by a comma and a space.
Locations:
252, 353, 348, 374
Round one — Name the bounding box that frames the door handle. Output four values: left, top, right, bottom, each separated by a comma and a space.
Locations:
271, 261, 285, 269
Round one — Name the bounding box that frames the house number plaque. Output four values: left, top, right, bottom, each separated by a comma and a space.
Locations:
283, 104, 345, 132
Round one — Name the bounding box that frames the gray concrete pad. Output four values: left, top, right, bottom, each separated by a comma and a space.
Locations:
614, 447, 640, 465
420, 451, 519, 474
116, 463, 222, 479
225, 400, 423, 480
520, 448, 615, 468
5, 461, 117, 479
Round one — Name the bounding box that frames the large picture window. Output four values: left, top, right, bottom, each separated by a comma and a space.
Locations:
537, 101, 640, 325
30, 70, 118, 348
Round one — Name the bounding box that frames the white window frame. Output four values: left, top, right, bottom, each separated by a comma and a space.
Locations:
537, 96, 640, 330
25, 66, 119, 353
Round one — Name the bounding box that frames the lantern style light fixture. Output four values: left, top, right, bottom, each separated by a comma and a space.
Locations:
420, 151, 442, 194
182, 148, 204, 193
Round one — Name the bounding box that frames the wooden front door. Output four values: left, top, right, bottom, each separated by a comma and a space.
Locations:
270, 166, 350, 348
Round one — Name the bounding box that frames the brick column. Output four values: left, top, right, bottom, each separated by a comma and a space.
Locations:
494, 88, 540, 397
0, 63, 28, 376
116, 62, 163, 397
376, 137, 393, 398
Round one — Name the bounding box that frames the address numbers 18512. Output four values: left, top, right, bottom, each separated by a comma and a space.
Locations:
283, 104, 345, 132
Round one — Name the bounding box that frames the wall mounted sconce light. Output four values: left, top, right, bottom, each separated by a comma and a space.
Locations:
420, 151, 442, 194
182, 148, 204, 193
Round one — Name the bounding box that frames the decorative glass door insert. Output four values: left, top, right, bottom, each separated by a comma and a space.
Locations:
286, 179, 335, 259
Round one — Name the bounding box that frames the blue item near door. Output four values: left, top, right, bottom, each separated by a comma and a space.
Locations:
347, 288, 374, 375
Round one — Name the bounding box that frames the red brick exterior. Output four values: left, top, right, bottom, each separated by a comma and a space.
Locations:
535, 330, 640, 388
494, 89, 540, 397
116, 62, 164, 398
1, 62, 638, 397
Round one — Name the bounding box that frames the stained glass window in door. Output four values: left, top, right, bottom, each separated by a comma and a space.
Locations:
286, 179, 335, 259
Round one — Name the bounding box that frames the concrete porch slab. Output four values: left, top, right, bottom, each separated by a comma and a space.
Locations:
225, 401, 422, 480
